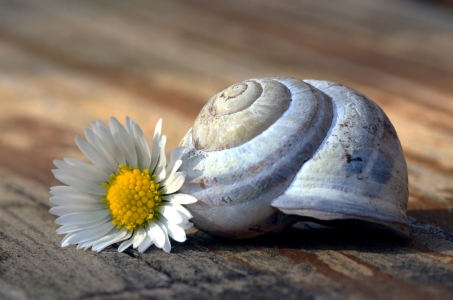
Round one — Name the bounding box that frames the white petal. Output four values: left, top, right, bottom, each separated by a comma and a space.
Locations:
162, 202, 193, 219
50, 206, 108, 217
66, 222, 115, 245
92, 228, 132, 252
168, 161, 182, 180
149, 119, 162, 172
49, 206, 75, 217
57, 224, 83, 234
157, 216, 186, 243
55, 210, 110, 225
157, 205, 187, 225
77, 227, 117, 249
163, 193, 198, 204
50, 206, 94, 216
167, 226, 186, 243
56, 215, 111, 234
161, 172, 185, 195
160, 170, 183, 189
119, 228, 142, 252
50, 186, 100, 203
125, 116, 134, 134
132, 227, 146, 248
132, 123, 151, 170
105, 118, 129, 166
178, 221, 194, 230
154, 135, 167, 183
54, 159, 108, 184
159, 211, 193, 230
84, 128, 118, 172
52, 169, 106, 195
125, 117, 151, 170
75, 136, 112, 174
96, 120, 126, 166
64, 158, 109, 181
78, 240, 96, 250
118, 237, 134, 252
165, 146, 185, 175
154, 219, 171, 252
137, 235, 153, 253
148, 221, 166, 248
110, 117, 137, 168
61, 233, 76, 247
91, 121, 100, 135
159, 213, 193, 230
50, 196, 105, 210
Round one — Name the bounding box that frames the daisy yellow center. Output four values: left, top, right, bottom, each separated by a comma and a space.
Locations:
101, 164, 161, 231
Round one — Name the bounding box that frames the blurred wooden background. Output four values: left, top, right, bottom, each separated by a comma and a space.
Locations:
1, 0, 453, 299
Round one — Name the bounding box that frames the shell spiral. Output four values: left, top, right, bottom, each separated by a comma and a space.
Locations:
180, 77, 408, 239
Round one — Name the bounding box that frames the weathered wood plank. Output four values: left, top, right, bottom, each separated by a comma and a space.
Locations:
2, 172, 453, 299
1, 0, 453, 299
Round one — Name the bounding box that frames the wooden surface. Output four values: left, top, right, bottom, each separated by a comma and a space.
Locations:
1, 0, 453, 299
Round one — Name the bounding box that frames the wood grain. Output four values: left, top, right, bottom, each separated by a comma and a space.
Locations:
1, 0, 453, 299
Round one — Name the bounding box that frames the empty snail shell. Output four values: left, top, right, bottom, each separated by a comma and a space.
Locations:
179, 77, 408, 239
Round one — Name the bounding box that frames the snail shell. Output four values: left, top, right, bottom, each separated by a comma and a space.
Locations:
180, 77, 408, 239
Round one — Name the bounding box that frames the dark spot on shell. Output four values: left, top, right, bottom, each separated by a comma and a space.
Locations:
383, 118, 398, 139
209, 104, 217, 116
247, 163, 263, 177
194, 138, 200, 149
248, 225, 265, 233
346, 154, 363, 163
221, 196, 233, 203
325, 82, 345, 88
344, 150, 370, 175
200, 178, 206, 189
371, 154, 394, 185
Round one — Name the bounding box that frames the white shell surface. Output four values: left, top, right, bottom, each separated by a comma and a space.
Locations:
180, 77, 409, 238
180, 77, 332, 238
272, 80, 409, 234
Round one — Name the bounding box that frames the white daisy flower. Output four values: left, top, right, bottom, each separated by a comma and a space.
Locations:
49, 117, 197, 253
